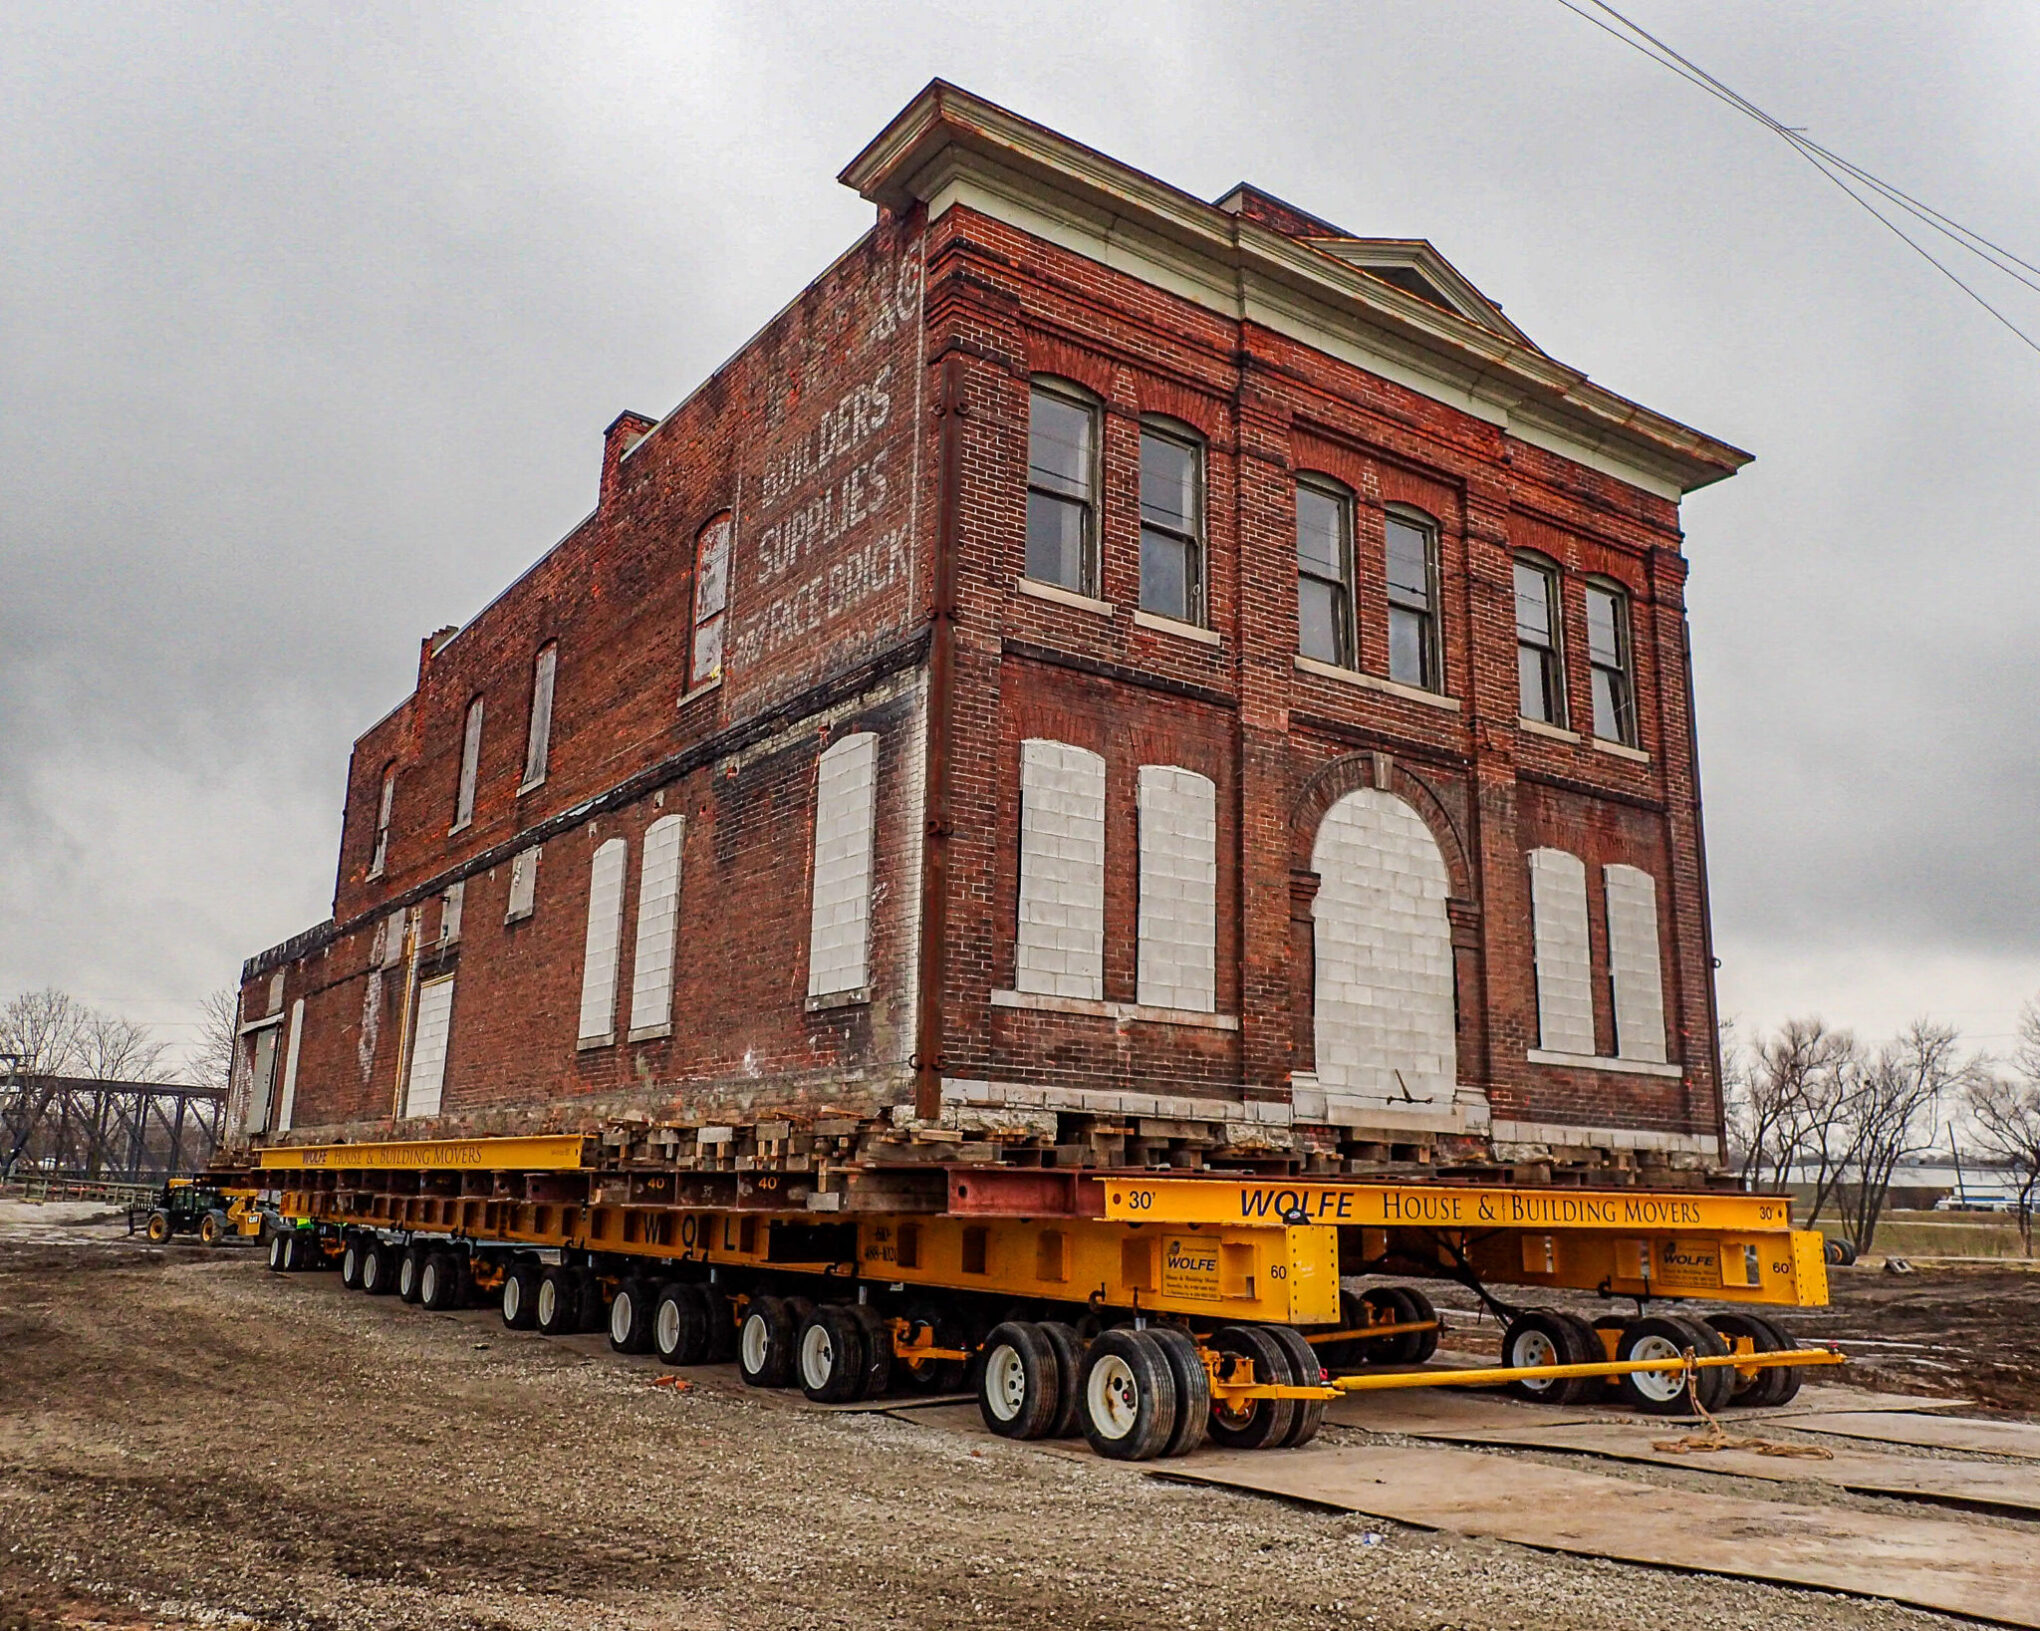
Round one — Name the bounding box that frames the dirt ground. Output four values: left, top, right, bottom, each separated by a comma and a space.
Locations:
0, 1220, 2023, 1631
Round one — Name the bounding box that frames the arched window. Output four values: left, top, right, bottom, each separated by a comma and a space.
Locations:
1139, 418, 1205, 625
1527, 847, 1593, 1055
368, 761, 396, 878
1585, 578, 1637, 746
1026, 379, 1100, 595
577, 836, 627, 1046
452, 695, 483, 832
1015, 739, 1106, 1000
1311, 788, 1456, 1106
691, 515, 733, 688
522, 643, 558, 790
1513, 555, 1565, 725
1136, 765, 1216, 1013
629, 814, 687, 1038
1385, 507, 1441, 691
1295, 475, 1355, 668
808, 734, 879, 1002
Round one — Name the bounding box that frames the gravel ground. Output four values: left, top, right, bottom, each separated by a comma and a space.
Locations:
0, 1230, 1997, 1631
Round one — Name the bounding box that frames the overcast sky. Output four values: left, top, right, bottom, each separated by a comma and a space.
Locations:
4, 1, 2037, 1073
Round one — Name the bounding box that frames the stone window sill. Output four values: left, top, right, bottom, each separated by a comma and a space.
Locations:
1295, 655, 1460, 711
1133, 608, 1220, 647
627, 1022, 672, 1043
1017, 577, 1113, 618
1518, 717, 1581, 744
576, 1032, 615, 1052
1592, 737, 1650, 764
1527, 1048, 1682, 1079
992, 988, 1238, 1030
677, 673, 724, 709
806, 987, 870, 1013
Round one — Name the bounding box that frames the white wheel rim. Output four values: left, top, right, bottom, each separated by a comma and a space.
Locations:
363, 1254, 379, 1291
537, 1279, 558, 1326
1510, 1328, 1559, 1390
611, 1293, 634, 1345
400, 1259, 416, 1297
422, 1263, 439, 1303
741, 1313, 770, 1375
1629, 1334, 1687, 1402
504, 1277, 522, 1320
656, 1299, 681, 1354
986, 1343, 1027, 1422
801, 1323, 835, 1390
1086, 1354, 1140, 1440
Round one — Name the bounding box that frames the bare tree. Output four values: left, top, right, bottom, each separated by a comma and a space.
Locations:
194, 988, 240, 1095
73, 1009, 172, 1084
1839, 1019, 1967, 1253
1727, 1017, 1859, 1216
0, 989, 88, 1076
1968, 1002, 2040, 1251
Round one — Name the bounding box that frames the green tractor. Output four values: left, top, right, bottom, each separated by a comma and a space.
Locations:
139, 1178, 249, 1246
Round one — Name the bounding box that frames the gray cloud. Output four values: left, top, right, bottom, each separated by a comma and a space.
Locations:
4, 1, 2036, 1061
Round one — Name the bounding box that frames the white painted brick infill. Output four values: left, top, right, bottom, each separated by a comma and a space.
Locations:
807, 733, 877, 999
578, 838, 627, 1043
1311, 788, 1456, 1106
1528, 848, 1594, 1055
405, 975, 454, 1117
1604, 863, 1668, 1063
630, 814, 686, 1033
1136, 765, 1216, 1012
1016, 740, 1106, 1001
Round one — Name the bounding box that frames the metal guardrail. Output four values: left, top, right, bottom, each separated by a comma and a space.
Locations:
5, 1175, 163, 1208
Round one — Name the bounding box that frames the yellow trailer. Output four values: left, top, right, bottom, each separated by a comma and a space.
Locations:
227, 1135, 1842, 1462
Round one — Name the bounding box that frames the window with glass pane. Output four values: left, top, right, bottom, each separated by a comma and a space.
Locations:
1025, 384, 1098, 593
1139, 425, 1202, 623
1514, 559, 1564, 724
1586, 583, 1637, 745
1295, 480, 1353, 666
1385, 512, 1440, 689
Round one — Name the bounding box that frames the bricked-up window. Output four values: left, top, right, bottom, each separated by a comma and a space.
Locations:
404, 974, 455, 1118
1026, 380, 1099, 595
1527, 847, 1594, 1055
1386, 508, 1442, 691
1514, 557, 1565, 726
521, 643, 557, 791
577, 837, 627, 1046
690, 516, 732, 688
452, 696, 483, 831
276, 999, 305, 1133
504, 845, 539, 923
368, 763, 396, 879
807, 734, 878, 1002
629, 814, 686, 1037
1015, 740, 1106, 1001
1604, 864, 1668, 1062
1136, 766, 1217, 1013
1295, 477, 1354, 667
1139, 422, 1204, 624
1586, 581, 1638, 747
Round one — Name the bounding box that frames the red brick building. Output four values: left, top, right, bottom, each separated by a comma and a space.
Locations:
231, 83, 1748, 1184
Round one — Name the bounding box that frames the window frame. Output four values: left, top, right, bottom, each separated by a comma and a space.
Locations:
1023, 377, 1102, 598
1293, 473, 1357, 669
520, 643, 557, 792
368, 762, 396, 879
690, 514, 732, 689
1512, 554, 1567, 728
1584, 577, 1639, 748
1137, 418, 1207, 626
451, 694, 483, 832
1383, 504, 1443, 692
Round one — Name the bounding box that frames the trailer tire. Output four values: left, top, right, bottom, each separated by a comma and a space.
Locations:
1206, 1325, 1297, 1451
797, 1305, 868, 1404
739, 1294, 799, 1388
608, 1279, 657, 1354
1036, 1320, 1086, 1437
1078, 1328, 1178, 1462
701, 1288, 739, 1362
1744, 1313, 1802, 1407
199, 1209, 228, 1247
145, 1210, 172, 1244
340, 1237, 367, 1289
267, 1232, 287, 1272
535, 1266, 582, 1336
1673, 1315, 1736, 1414
501, 1261, 541, 1330
421, 1251, 466, 1312
1262, 1323, 1326, 1447
1147, 1326, 1212, 1457
977, 1321, 1060, 1439
1503, 1309, 1596, 1404
1704, 1311, 1781, 1406
652, 1283, 710, 1365
896, 1300, 968, 1394
361, 1241, 398, 1295
847, 1303, 895, 1401
396, 1244, 429, 1304
1614, 1315, 1730, 1415
1392, 1285, 1441, 1364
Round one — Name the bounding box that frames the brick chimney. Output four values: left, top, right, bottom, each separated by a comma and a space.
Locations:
601, 410, 658, 509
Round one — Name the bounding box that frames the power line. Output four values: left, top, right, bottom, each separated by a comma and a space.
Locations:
1554, 0, 2040, 354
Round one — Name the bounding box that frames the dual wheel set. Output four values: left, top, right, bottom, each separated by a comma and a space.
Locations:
1500, 1306, 1804, 1413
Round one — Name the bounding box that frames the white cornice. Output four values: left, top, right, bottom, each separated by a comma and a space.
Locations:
841, 82, 1750, 499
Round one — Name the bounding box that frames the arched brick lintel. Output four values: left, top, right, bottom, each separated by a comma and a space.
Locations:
1289, 751, 1478, 910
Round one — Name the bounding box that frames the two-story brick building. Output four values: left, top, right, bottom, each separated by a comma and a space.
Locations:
230, 82, 1749, 1189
